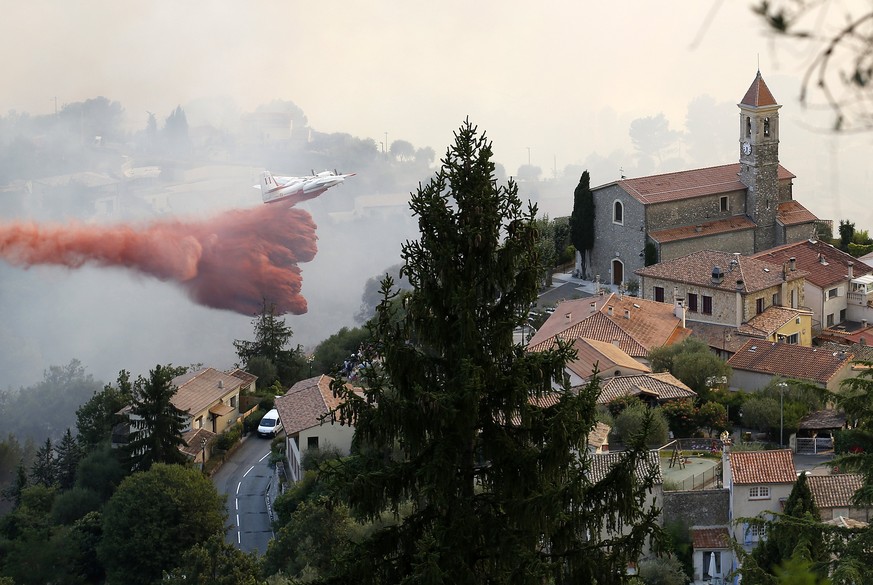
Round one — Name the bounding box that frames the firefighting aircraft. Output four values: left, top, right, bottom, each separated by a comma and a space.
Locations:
256, 169, 355, 205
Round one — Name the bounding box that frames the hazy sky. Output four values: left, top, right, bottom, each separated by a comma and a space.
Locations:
2, 1, 872, 388
1, 1, 859, 173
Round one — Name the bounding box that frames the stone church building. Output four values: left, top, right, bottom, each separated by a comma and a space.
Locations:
590, 71, 820, 286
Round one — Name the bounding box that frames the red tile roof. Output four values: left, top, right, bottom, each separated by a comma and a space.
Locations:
649, 215, 757, 244
729, 449, 796, 484
171, 368, 244, 415
527, 293, 689, 357
727, 339, 853, 384
603, 163, 795, 205
692, 527, 731, 549
595, 372, 696, 404
274, 375, 358, 436
738, 306, 810, 338
566, 337, 651, 380
776, 200, 819, 226
741, 71, 778, 107
806, 473, 863, 509
753, 239, 873, 289
635, 250, 807, 294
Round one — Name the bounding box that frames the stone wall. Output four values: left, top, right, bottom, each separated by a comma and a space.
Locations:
591, 184, 646, 285
659, 230, 755, 263
646, 190, 747, 232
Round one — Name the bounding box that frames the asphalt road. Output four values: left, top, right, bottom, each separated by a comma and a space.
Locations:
211, 434, 276, 555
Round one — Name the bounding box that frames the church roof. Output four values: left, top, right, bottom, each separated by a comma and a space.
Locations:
741, 71, 778, 107
649, 215, 756, 244
776, 200, 819, 226
603, 163, 795, 205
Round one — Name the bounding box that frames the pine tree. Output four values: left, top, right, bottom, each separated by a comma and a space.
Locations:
54, 428, 82, 490
326, 120, 662, 585
569, 170, 595, 278
233, 299, 305, 386
30, 438, 56, 487
125, 365, 188, 471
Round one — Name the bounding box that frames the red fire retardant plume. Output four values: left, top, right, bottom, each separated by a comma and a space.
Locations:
0, 204, 318, 316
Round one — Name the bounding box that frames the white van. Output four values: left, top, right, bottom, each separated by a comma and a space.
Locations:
257, 408, 283, 438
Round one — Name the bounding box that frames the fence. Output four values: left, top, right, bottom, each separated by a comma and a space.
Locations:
794, 436, 834, 454
667, 461, 723, 492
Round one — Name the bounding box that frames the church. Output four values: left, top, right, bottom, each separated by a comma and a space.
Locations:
589, 71, 821, 287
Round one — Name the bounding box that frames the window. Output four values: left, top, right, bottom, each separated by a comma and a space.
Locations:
654, 286, 664, 303
827, 313, 835, 327
687, 293, 698, 313
786, 333, 799, 344
756, 298, 765, 314
720, 196, 728, 212
745, 523, 766, 544
230, 395, 237, 408
702, 551, 722, 580
764, 117, 770, 136
749, 485, 771, 500
702, 295, 713, 315
196, 416, 203, 429
613, 200, 623, 224
840, 308, 847, 323
772, 293, 779, 306
828, 287, 839, 299
746, 116, 751, 137
307, 436, 319, 450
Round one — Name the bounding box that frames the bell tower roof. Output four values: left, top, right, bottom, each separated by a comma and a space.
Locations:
740, 71, 778, 107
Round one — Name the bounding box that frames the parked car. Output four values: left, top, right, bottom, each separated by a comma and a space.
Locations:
257, 408, 283, 438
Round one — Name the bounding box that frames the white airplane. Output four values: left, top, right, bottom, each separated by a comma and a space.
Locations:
256, 169, 355, 205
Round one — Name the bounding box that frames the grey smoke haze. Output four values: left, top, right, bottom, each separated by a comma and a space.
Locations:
1, 0, 873, 390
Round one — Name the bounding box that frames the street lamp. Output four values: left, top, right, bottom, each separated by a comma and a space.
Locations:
200, 437, 207, 471
778, 382, 787, 448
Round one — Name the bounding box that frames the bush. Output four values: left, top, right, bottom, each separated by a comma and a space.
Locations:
215, 422, 243, 451
258, 397, 275, 412
612, 402, 669, 447
244, 409, 266, 434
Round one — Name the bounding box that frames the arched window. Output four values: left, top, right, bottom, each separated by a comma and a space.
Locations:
763, 117, 770, 137
613, 200, 623, 224
746, 116, 751, 137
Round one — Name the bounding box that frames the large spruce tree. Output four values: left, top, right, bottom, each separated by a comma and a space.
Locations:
233, 299, 305, 386
125, 365, 188, 471
326, 120, 661, 584
569, 170, 595, 278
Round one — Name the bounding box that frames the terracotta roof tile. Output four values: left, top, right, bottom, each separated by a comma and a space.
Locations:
753, 239, 873, 289
588, 421, 611, 450
807, 473, 863, 509
649, 215, 757, 244
587, 450, 663, 485
593, 372, 696, 404
727, 339, 852, 384
566, 337, 651, 379
692, 527, 731, 549
729, 449, 796, 484
180, 428, 217, 457
171, 368, 244, 416
528, 293, 689, 357
603, 163, 794, 205
738, 306, 810, 338
777, 200, 819, 226
274, 375, 361, 436
741, 71, 778, 106
636, 250, 807, 294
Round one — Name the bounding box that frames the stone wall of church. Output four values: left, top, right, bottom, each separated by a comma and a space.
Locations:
591, 184, 646, 284
659, 231, 755, 263
646, 190, 747, 232
784, 223, 816, 247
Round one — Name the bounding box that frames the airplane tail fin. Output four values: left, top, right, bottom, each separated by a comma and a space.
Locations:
259, 171, 279, 202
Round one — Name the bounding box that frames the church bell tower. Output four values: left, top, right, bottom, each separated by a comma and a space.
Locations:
738, 70, 781, 252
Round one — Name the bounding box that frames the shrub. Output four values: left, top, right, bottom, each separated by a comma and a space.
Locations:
215, 422, 243, 451
612, 402, 669, 447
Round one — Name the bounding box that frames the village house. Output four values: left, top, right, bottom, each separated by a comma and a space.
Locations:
807, 473, 872, 523
564, 337, 651, 385
273, 375, 359, 482
592, 372, 696, 407
589, 71, 819, 286
726, 339, 855, 393
753, 238, 873, 334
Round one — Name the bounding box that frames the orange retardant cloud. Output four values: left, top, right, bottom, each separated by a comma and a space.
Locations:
0, 204, 318, 316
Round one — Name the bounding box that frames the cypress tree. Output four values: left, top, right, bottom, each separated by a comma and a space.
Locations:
569, 170, 595, 278
326, 120, 662, 585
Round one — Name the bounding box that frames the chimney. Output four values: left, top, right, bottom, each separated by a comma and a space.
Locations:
607, 306, 614, 317
590, 302, 597, 313
736, 279, 744, 292
218, 380, 224, 389
612, 339, 621, 347
565, 312, 573, 321
789, 257, 796, 271
624, 309, 631, 319
848, 261, 854, 279
863, 318, 868, 328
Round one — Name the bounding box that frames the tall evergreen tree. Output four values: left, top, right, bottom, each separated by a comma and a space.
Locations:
125, 365, 188, 472
326, 120, 662, 584
29, 438, 56, 488
75, 370, 133, 450
54, 429, 82, 490
233, 299, 305, 385
569, 170, 595, 278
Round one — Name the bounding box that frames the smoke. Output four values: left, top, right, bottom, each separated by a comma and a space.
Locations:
0, 203, 319, 316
